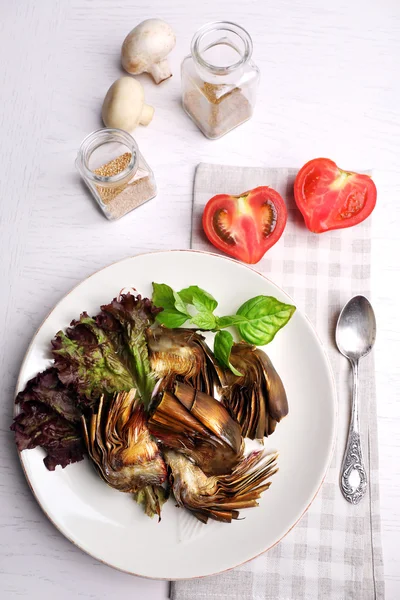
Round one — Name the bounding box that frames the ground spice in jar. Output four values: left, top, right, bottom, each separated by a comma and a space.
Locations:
93, 151, 156, 220
183, 82, 252, 139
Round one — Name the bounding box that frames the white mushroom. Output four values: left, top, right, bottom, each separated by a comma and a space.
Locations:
102, 77, 154, 131
121, 19, 176, 84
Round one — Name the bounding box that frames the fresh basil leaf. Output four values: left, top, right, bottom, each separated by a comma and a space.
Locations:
190, 312, 217, 330
216, 315, 248, 329
152, 283, 176, 310
152, 283, 190, 327
177, 287, 196, 304
178, 285, 218, 313
173, 290, 190, 316
156, 309, 189, 328
213, 331, 242, 376
236, 295, 296, 345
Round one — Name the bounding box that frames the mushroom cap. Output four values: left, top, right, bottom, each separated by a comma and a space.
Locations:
122, 18, 176, 74
102, 77, 145, 131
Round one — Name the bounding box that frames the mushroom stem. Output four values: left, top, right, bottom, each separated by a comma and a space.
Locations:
140, 104, 155, 126
148, 59, 172, 84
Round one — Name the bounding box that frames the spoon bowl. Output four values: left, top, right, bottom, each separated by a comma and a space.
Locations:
336, 295, 376, 362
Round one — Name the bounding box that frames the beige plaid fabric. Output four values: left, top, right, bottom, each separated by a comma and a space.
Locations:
171, 163, 384, 600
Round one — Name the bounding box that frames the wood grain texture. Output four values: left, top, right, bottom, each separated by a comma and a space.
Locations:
0, 0, 399, 598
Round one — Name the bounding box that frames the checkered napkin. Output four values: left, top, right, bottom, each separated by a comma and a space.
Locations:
171, 163, 384, 600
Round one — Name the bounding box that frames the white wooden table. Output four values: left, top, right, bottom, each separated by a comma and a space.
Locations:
1, 1, 399, 598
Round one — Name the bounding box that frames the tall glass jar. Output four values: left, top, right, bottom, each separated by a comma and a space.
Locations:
181, 22, 260, 139
76, 128, 157, 220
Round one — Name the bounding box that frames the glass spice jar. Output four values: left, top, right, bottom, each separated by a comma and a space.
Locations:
76, 128, 157, 220
181, 21, 260, 139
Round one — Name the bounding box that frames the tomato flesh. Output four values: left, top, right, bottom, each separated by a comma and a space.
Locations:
202, 186, 287, 264
294, 158, 377, 233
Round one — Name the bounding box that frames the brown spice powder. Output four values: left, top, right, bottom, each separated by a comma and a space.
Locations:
105, 177, 155, 220
184, 82, 252, 139
202, 82, 237, 103
93, 152, 156, 220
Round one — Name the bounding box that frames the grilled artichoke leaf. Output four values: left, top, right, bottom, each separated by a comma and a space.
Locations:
133, 485, 169, 520
221, 342, 288, 439
146, 327, 222, 396
165, 449, 278, 523
149, 381, 243, 476
82, 389, 167, 518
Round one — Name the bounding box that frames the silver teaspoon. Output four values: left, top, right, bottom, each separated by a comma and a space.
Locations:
335, 295, 376, 504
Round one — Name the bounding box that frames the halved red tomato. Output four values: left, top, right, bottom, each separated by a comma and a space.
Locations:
202, 186, 287, 264
294, 158, 377, 233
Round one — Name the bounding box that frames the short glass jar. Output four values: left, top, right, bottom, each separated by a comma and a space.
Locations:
76, 128, 157, 220
181, 21, 260, 139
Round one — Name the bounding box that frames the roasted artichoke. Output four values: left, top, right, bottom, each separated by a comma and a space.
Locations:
148, 381, 243, 475
146, 327, 221, 396
221, 342, 288, 439
147, 328, 287, 441
165, 449, 278, 523
82, 389, 167, 517
13, 287, 287, 525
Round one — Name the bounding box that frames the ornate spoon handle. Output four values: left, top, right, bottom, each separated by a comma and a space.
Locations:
340, 360, 367, 504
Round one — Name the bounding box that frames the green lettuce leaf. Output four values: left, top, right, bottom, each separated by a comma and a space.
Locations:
100, 294, 161, 408
52, 312, 135, 406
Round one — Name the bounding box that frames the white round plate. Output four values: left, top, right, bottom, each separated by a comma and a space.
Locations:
16, 250, 336, 580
